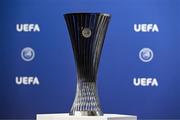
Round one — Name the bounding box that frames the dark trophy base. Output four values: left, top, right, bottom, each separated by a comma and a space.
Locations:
69, 111, 103, 116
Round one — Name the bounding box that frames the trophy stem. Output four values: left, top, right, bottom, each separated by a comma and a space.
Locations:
70, 81, 102, 116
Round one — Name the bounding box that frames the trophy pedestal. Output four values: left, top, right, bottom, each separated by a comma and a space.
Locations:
36, 113, 137, 120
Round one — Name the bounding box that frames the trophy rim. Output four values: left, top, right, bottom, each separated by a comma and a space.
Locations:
64, 12, 111, 17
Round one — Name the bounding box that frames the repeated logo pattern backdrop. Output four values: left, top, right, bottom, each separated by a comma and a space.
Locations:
0, 0, 180, 119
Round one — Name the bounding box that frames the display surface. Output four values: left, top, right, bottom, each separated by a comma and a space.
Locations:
64, 13, 111, 116
36, 113, 137, 120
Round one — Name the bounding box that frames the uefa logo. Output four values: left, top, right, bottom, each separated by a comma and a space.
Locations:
21, 47, 35, 62
139, 48, 153, 62
82, 28, 91, 38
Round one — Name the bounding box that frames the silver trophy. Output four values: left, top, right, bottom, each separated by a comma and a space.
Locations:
64, 13, 111, 116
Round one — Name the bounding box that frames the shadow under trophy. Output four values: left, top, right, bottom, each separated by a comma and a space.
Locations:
64, 13, 111, 116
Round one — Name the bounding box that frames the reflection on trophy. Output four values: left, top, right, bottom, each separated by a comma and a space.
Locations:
64, 13, 111, 116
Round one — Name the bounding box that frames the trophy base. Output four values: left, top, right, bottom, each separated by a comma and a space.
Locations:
69, 111, 103, 116
36, 113, 137, 120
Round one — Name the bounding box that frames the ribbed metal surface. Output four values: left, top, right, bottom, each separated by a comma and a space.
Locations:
64, 13, 111, 116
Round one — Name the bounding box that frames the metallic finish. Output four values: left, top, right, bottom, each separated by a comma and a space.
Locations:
64, 13, 111, 116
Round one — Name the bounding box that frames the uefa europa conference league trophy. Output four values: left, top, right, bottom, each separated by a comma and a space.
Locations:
64, 13, 111, 116
36, 13, 137, 120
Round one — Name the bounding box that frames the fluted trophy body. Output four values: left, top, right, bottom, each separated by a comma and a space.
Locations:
64, 13, 111, 116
